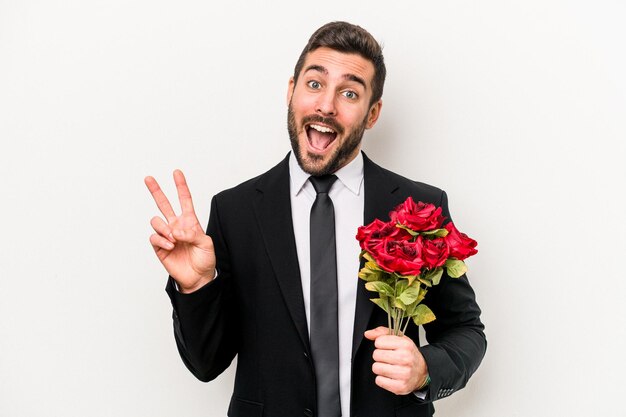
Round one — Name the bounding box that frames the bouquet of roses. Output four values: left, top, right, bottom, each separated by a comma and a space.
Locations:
356, 197, 478, 335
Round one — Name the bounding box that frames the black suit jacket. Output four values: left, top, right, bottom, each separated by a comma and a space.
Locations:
166, 153, 486, 417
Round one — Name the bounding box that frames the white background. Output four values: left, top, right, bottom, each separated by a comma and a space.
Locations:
1, 1, 625, 416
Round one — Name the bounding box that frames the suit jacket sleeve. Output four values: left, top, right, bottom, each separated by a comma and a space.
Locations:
165, 195, 239, 382
418, 190, 487, 402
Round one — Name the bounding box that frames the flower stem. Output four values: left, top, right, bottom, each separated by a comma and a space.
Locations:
392, 275, 399, 335
396, 309, 405, 336
402, 314, 411, 335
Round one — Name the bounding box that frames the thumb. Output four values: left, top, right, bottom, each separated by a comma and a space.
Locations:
364, 326, 389, 341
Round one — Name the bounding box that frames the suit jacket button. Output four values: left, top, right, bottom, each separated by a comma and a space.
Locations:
303, 351, 309, 358
304, 408, 313, 417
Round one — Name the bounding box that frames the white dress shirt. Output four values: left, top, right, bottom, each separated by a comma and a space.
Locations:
289, 152, 364, 417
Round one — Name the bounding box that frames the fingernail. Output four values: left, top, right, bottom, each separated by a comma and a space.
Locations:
165, 241, 175, 249
168, 233, 175, 241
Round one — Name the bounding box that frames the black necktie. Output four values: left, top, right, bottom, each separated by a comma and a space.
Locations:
309, 175, 341, 417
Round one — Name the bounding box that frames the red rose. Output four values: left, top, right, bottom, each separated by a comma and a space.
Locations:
368, 238, 425, 276
390, 197, 445, 231
418, 236, 450, 269
356, 219, 411, 252
444, 222, 478, 260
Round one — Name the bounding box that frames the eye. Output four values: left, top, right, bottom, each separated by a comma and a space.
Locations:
307, 80, 321, 89
342, 90, 358, 100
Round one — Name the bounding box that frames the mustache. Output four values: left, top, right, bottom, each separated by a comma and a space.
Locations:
301, 115, 344, 135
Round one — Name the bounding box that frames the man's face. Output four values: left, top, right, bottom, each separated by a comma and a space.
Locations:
287, 47, 382, 176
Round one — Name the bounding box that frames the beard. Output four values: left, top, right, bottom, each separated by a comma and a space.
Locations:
287, 104, 367, 176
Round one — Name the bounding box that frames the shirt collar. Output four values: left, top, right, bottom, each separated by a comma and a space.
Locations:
289, 151, 364, 197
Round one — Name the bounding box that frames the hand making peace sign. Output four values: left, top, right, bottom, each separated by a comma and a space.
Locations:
145, 170, 216, 293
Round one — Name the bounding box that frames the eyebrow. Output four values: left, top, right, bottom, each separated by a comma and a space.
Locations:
303, 65, 368, 90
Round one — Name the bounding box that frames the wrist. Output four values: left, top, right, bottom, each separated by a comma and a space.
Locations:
177, 271, 216, 293
415, 373, 431, 391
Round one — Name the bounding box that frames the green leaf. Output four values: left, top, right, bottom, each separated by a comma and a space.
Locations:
365, 260, 381, 271
365, 281, 395, 297
370, 297, 390, 314
394, 297, 408, 311
420, 228, 449, 238
358, 266, 386, 282
405, 300, 417, 316
417, 286, 428, 304
396, 224, 419, 236
358, 269, 373, 282
445, 259, 467, 278
408, 277, 422, 289
405, 274, 417, 286
361, 251, 376, 264
422, 267, 444, 286
417, 275, 433, 287
398, 286, 421, 305
404, 287, 425, 313
411, 304, 436, 326
395, 279, 408, 295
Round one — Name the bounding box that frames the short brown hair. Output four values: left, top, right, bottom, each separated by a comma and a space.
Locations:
293, 21, 386, 106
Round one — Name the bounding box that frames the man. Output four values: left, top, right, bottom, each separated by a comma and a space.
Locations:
146, 22, 485, 417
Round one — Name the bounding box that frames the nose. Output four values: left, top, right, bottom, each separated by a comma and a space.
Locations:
315, 90, 337, 117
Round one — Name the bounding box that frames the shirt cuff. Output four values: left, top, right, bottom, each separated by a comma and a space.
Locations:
413, 387, 428, 401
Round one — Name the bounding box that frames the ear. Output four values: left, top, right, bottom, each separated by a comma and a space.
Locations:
286, 77, 295, 106
365, 100, 383, 129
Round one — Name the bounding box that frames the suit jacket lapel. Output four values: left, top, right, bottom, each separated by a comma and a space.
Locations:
352, 153, 403, 358
252, 154, 311, 352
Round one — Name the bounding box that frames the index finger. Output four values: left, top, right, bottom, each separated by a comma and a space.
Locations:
144, 175, 177, 221
173, 169, 196, 215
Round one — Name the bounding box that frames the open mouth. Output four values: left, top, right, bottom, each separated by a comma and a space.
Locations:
306, 123, 338, 152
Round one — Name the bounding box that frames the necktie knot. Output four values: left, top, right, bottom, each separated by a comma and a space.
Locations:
310, 175, 337, 194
